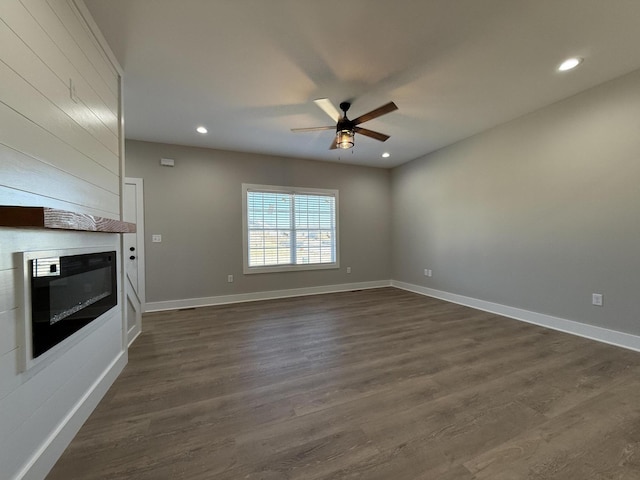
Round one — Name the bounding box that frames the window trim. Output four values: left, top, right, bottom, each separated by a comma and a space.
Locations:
242, 183, 340, 274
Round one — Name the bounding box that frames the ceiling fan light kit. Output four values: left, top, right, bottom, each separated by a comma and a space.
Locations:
337, 129, 355, 149
292, 98, 398, 150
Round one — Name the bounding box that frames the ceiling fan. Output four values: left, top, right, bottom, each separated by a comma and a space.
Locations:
291, 98, 398, 150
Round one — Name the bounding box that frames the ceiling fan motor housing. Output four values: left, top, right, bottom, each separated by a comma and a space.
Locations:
337, 102, 354, 132
336, 117, 354, 132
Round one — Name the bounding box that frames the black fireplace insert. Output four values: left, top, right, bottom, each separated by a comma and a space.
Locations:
29, 250, 117, 358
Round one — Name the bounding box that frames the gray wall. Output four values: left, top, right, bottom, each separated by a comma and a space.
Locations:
392, 69, 640, 335
126, 140, 391, 303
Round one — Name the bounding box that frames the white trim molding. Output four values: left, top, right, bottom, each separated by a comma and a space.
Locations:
392, 280, 640, 353
145, 280, 391, 312
148, 278, 640, 352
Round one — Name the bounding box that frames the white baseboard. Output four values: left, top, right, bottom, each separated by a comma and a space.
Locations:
148, 278, 640, 351
17, 351, 127, 480
145, 280, 392, 312
392, 280, 640, 353
127, 328, 142, 347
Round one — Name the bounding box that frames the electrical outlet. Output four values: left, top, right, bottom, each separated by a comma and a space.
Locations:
152, 234, 162, 243
227, 275, 234, 283
346, 267, 351, 274
428, 269, 433, 277
424, 269, 429, 276
592, 293, 603, 306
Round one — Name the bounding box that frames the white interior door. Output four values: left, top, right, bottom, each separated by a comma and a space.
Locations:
123, 178, 145, 345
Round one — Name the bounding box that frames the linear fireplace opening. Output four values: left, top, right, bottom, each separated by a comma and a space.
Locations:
21, 247, 118, 371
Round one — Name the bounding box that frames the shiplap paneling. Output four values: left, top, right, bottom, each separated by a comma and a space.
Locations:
7, 0, 118, 111
0, 268, 17, 313
0, 308, 122, 476
25, 0, 119, 113
0, 0, 118, 123
25, 353, 126, 480
0, 143, 119, 215
0, 231, 123, 478
0, 187, 118, 222
0, 20, 118, 155
0, 0, 125, 478
0, 309, 17, 356
45, 0, 118, 93
0, 343, 21, 400
0, 230, 114, 271
0, 308, 119, 438
0, 101, 119, 195
0, 61, 119, 175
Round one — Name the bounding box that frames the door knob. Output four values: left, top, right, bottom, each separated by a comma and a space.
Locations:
129, 247, 135, 251
129, 255, 136, 260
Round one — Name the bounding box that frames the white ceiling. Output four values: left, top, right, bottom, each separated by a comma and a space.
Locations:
85, 0, 640, 168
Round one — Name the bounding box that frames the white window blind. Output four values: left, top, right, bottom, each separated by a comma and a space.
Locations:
244, 185, 338, 273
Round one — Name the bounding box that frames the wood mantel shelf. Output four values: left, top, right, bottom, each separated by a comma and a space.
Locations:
0, 206, 136, 233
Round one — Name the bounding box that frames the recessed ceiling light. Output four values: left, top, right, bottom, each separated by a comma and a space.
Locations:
558, 57, 583, 72
196, 126, 208, 134
382, 152, 390, 158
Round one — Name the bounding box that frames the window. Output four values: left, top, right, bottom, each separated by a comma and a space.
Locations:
242, 184, 339, 274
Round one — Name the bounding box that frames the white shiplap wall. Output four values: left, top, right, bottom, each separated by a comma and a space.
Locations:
0, 1, 126, 479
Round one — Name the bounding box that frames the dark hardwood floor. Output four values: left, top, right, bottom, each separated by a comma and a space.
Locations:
47, 288, 640, 479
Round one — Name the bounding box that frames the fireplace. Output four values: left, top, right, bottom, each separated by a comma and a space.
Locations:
21, 248, 118, 371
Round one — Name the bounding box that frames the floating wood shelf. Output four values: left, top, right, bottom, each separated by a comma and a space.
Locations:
0, 206, 135, 233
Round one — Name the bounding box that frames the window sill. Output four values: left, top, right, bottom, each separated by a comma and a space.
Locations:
243, 262, 340, 275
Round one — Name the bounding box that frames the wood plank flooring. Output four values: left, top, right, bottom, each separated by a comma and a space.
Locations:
47, 288, 640, 479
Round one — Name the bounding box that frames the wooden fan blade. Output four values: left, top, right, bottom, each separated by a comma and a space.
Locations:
355, 127, 390, 142
314, 98, 341, 122
352, 101, 398, 125
291, 126, 335, 133
329, 137, 338, 150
